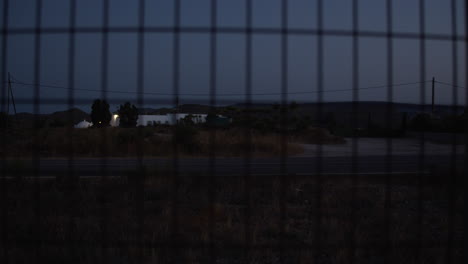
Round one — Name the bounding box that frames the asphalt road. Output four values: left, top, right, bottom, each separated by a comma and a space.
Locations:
3, 154, 464, 177
3, 138, 465, 177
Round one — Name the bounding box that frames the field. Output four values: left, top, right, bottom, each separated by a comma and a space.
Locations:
1, 170, 463, 263
0, 126, 344, 158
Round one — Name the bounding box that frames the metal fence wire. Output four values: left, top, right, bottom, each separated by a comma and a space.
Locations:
0, 0, 466, 263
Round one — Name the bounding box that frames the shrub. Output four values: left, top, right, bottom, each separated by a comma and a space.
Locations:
49, 119, 65, 127
410, 113, 432, 131
141, 126, 155, 138
117, 129, 138, 145
442, 113, 468, 133
179, 114, 196, 126
173, 124, 199, 154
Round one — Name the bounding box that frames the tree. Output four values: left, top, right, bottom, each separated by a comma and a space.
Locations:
118, 102, 139, 128
179, 114, 196, 126
90, 99, 111, 127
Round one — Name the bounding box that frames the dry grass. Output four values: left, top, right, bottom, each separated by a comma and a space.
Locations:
290, 127, 346, 145
197, 129, 304, 157
2, 172, 463, 263
1, 127, 308, 158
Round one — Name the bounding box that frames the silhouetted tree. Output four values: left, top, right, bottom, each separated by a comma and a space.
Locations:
90, 99, 111, 127
118, 102, 139, 128
180, 114, 196, 126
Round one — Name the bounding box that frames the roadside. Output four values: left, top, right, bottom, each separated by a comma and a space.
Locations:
0, 126, 346, 158
405, 131, 467, 145
298, 137, 466, 157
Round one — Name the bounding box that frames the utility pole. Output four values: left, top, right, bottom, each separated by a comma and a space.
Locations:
7, 72, 17, 116
6, 73, 10, 115
431, 77, 435, 114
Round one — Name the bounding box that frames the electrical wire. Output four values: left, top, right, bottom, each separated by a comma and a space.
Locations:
9, 76, 430, 97
434, 80, 466, 90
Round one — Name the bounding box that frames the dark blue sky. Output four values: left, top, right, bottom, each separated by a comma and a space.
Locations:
0, 0, 466, 113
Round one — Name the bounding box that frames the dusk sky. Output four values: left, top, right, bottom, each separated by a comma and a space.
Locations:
0, 0, 466, 113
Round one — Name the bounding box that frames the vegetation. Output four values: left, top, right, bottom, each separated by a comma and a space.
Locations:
409, 111, 468, 133
118, 102, 139, 128
90, 99, 111, 127
2, 102, 463, 263
3, 171, 462, 263
1, 127, 304, 157
179, 114, 197, 126
49, 118, 66, 128
173, 123, 199, 154
220, 102, 314, 133
1, 100, 354, 157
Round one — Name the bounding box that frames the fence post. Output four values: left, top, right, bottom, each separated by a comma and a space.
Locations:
367, 112, 371, 133
432, 77, 435, 114
401, 112, 407, 136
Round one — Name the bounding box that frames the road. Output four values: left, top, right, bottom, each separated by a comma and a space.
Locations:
2, 155, 465, 178
2, 138, 465, 177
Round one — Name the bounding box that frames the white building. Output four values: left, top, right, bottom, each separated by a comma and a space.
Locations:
137, 115, 171, 126
74, 120, 92, 129
111, 113, 207, 127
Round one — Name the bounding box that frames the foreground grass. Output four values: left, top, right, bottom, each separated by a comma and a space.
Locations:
1, 171, 462, 263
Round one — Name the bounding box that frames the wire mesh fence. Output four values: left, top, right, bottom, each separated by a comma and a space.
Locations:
0, 0, 466, 263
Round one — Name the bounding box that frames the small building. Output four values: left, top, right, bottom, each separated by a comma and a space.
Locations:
137, 115, 171, 126
74, 120, 92, 129
110, 113, 208, 127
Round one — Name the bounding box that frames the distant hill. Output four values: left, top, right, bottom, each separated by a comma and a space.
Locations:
61, 102, 468, 119
234, 101, 465, 115
47, 108, 90, 126
138, 104, 214, 115
13, 108, 89, 128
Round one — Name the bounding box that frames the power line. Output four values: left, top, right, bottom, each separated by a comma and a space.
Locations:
434, 80, 466, 90
9, 77, 430, 97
